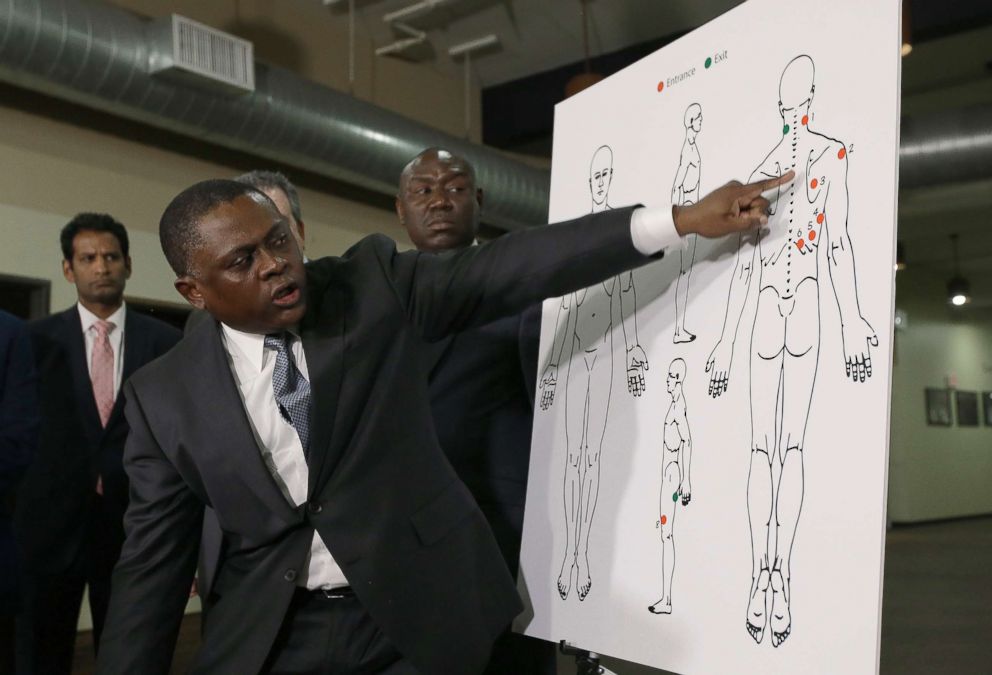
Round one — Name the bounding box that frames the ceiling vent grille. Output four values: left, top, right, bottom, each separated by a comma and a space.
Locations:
149, 15, 254, 94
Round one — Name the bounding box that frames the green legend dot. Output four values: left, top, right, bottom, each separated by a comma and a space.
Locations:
672, 491, 679, 502
783, 124, 790, 135
705, 57, 712, 69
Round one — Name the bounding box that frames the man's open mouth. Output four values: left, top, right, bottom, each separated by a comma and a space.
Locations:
272, 282, 301, 307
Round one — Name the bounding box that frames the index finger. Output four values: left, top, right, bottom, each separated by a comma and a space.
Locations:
743, 170, 796, 199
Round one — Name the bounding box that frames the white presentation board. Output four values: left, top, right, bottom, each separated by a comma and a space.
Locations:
516, 1, 901, 673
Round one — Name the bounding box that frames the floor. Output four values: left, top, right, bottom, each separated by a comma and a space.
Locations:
70, 517, 992, 674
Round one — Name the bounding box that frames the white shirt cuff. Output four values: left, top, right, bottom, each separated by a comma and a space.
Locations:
630, 205, 683, 256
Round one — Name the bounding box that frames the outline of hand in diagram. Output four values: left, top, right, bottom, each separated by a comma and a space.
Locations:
648, 358, 693, 616
704, 55, 877, 649
538, 144, 648, 602
673, 103, 703, 344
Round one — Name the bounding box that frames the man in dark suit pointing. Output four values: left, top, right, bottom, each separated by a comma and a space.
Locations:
98, 171, 791, 674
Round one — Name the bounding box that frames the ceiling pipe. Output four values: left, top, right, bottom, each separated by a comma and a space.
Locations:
0, 0, 988, 233
899, 104, 992, 190
0, 0, 548, 229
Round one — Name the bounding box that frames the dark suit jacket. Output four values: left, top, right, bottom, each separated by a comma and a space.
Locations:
0, 310, 39, 609
98, 206, 660, 675
15, 307, 180, 575
425, 304, 541, 576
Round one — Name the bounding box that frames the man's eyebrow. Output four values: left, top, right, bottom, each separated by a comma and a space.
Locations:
222, 242, 255, 259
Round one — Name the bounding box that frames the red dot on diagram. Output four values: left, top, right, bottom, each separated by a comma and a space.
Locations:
809, 230, 816, 241
797, 239, 805, 250
802, 114, 809, 125
657, 81, 665, 92
816, 213, 825, 224
810, 178, 818, 189
838, 147, 847, 159
660, 515, 667, 525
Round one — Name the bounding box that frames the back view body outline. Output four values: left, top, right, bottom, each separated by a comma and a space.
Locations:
705, 54, 877, 648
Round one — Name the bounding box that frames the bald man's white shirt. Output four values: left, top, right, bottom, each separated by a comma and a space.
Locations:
630, 205, 684, 255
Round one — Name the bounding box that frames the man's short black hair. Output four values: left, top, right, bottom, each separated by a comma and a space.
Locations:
160, 179, 270, 277
60, 213, 130, 262
235, 170, 303, 224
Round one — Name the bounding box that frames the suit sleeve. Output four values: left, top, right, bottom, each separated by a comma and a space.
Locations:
0, 319, 39, 495
97, 381, 203, 675
517, 305, 542, 410
390, 206, 661, 341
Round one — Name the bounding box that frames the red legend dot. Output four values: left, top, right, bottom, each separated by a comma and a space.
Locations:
816, 213, 825, 224
838, 147, 847, 159
810, 178, 819, 189
660, 515, 668, 525
797, 239, 806, 250
657, 81, 665, 92
802, 114, 809, 125
809, 230, 816, 241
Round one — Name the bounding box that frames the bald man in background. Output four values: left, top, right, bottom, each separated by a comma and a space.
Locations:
396, 148, 555, 674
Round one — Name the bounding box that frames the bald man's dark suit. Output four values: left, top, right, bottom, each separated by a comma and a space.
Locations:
98, 206, 661, 675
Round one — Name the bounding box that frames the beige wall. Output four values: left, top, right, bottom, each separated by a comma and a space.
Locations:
0, 100, 409, 314
107, 0, 483, 142
887, 267, 992, 522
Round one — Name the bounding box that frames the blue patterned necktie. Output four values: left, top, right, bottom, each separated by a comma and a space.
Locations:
264, 333, 312, 454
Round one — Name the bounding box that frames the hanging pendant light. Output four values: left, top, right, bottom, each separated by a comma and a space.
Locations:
947, 234, 971, 307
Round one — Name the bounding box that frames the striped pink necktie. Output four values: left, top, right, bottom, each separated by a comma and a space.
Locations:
91, 320, 115, 496
91, 319, 115, 427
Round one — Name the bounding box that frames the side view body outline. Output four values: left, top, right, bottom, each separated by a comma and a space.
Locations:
648, 357, 692, 616
673, 103, 703, 344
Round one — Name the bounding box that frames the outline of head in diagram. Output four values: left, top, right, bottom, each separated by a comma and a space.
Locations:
588, 145, 613, 210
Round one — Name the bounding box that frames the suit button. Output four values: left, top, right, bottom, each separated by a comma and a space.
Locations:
284, 569, 297, 582
307, 501, 323, 515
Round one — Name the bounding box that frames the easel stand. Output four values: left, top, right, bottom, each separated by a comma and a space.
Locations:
559, 641, 618, 675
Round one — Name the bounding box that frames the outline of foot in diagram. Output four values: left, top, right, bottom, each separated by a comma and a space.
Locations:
648, 358, 693, 616
673, 103, 703, 344
703, 55, 878, 648
538, 144, 649, 602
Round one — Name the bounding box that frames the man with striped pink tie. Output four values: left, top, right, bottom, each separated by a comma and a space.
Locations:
14, 214, 180, 675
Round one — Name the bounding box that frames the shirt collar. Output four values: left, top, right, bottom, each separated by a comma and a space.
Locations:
220, 323, 299, 374
77, 301, 126, 334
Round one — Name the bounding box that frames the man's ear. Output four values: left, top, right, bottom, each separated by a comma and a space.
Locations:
175, 277, 206, 310
476, 187, 484, 210
395, 197, 407, 228
125, 256, 133, 279
295, 220, 306, 247
62, 259, 75, 284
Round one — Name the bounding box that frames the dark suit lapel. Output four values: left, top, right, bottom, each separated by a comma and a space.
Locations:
300, 286, 346, 496
106, 308, 145, 429
192, 319, 301, 522
62, 309, 103, 445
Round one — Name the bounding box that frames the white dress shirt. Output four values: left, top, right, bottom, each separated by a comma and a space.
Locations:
78, 302, 126, 395
630, 204, 683, 255
220, 324, 347, 590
